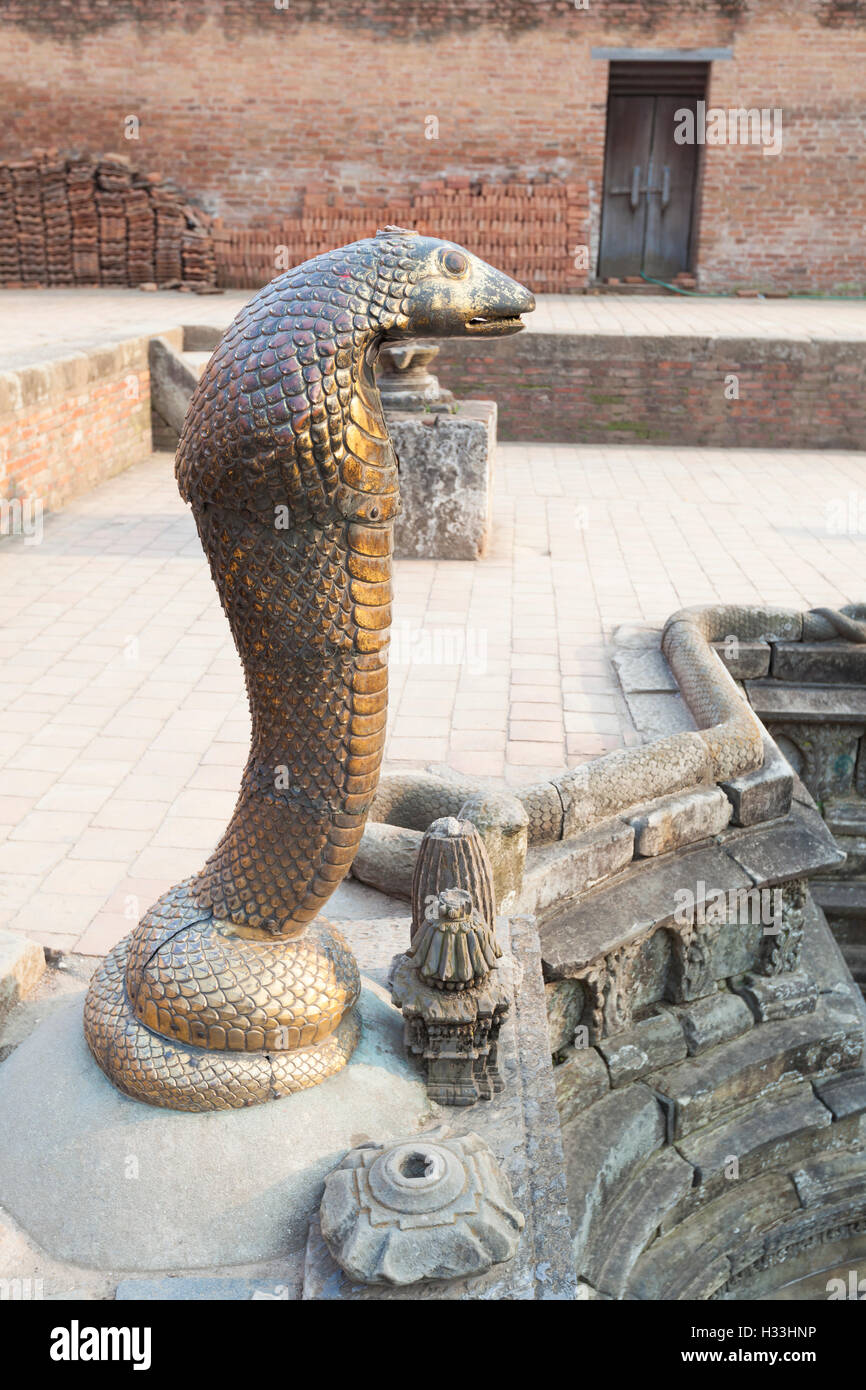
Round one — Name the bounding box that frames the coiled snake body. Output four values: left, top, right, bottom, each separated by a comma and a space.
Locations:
84, 229, 533, 1110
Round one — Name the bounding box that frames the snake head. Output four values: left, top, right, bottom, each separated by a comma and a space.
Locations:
385, 231, 535, 339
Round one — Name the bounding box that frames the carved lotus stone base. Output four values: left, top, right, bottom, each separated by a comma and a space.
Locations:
319, 1127, 524, 1286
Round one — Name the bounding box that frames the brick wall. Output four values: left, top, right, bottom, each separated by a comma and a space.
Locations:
0, 1, 864, 292
215, 182, 587, 293
0, 333, 168, 520
435, 333, 866, 448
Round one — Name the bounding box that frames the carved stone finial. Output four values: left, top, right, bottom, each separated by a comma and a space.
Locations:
319, 1127, 524, 1286
411, 815, 496, 942
390, 874, 514, 1106
410, 887, 501, 992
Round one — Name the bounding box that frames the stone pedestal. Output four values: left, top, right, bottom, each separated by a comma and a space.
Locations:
389, 401, 497, 560
0, 979, 430, 1271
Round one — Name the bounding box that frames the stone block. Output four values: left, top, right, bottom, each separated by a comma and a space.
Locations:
623, 691, 697, 740
791, 1150, 866, 1209
612, 647, 676, 694
646, 1001, 863, 1140
674, 991, 754, 1056
675, 1085, 832, 1185
628, 1174, 800, 1300
389, 401, 496, 560
814, 831, 866, 879
541, 843, 754, 979
771, 641, 866, 685
148, 336, 198, 435
582, 1148, 694, 1297
182, 324, 223, 352
813, 1069, 866, 1121
733, 969, 819, 1022
553, 1047, 609, 1124
561, 1084, 666, 1261
0, 931, 45, 1027
350, 821, 422, 899
628, 785, 731, 858
811, 881, 866, 918
518, 817, 634, 919
719, 730, 794, 827
724, 800, 845, 886
747, 680, 866, 724
825, 800, 866, 836
597, 1010, 686, 1087
545, 978, 585, 1053
711, 639, 771, 680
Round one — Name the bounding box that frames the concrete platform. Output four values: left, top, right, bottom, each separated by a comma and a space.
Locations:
0, 976, 429, 1271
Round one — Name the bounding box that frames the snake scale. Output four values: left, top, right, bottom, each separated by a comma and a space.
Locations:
84, 228, 533, 1110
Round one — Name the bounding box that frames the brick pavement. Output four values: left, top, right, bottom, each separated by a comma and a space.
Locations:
2, 289, 866, 372
1, 441, 863, 956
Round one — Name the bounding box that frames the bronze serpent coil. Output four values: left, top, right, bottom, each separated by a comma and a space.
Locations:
84, 229, 534, 1110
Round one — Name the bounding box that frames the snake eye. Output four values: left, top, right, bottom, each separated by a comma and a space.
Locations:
441, 248, 469, 278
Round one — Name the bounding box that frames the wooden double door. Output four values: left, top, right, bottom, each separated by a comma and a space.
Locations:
598, 70, 704, 282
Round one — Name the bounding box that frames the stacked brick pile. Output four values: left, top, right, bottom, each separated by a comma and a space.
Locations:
10, 160, 45, 284
67, 157, 99, 283
213, 180, 588, 293
0, 166, 20, 283
0, 152, 217, 289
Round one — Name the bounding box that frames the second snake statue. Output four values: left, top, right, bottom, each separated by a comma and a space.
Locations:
84, 226, 534, 1110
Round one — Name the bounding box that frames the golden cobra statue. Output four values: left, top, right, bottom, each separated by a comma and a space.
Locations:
84, 228, 534, 1110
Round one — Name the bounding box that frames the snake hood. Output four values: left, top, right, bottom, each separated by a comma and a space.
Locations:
173, 229, 534, 938
177, 228, 534, 528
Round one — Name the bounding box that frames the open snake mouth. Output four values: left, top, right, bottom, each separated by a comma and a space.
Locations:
464, 312, 527, 336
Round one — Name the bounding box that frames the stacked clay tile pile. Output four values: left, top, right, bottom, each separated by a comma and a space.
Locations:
0, 165, 20, 283
0, 151, 217, 289
213, 179, 588, 293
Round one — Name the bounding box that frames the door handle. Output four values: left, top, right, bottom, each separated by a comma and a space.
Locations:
661, 165, 671, 211
630, 165, 641, 212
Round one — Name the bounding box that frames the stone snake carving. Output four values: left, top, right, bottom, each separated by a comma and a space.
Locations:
355, 602, 866, 903
83, 228, 534, 1110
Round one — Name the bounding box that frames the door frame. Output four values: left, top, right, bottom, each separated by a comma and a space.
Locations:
593, 51, 726, 285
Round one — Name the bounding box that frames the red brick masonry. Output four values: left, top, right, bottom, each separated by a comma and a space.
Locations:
436, 333, 866, 449
0, 333, 171, 514
2, 0, 864, 293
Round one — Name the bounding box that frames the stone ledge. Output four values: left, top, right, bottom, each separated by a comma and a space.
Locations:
646, 998, 862, 1141
628, 785, 731, 858
0, 932, 45, 1028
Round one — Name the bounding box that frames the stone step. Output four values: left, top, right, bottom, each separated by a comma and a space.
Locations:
674, 1084, 832, 1186
824, 799, 866, 836
771, 641, 866, 685
581, 1147, 694, 1298
561, 1082, 666, 1263
628, 1172, 799, 1300
645, 996, 863, 1140
746, 680, 866, 724
812, 880, 866, 917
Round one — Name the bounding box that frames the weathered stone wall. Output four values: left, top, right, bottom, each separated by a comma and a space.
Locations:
434, 333, 866, 448
0, 0, 863, 291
